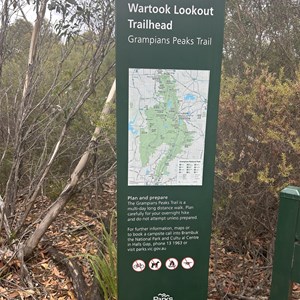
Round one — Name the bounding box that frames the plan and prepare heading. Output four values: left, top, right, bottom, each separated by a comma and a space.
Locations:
127, 3, 214, 30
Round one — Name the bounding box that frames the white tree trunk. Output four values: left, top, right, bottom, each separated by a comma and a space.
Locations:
4, 0, 48, 219
21, 79, 116, 259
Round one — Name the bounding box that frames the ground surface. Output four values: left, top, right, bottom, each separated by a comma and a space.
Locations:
0, 181, 299, 300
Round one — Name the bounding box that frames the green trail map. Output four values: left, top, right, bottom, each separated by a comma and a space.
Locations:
128, 68, 210, 186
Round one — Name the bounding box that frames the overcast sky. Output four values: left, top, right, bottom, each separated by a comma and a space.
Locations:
14, 4, 61, 24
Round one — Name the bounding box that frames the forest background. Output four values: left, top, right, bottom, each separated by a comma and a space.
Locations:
0, 0, 300, 299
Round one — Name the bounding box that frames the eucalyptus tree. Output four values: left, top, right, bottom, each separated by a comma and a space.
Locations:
224, 0, 300, 78
0, 0, 115, 271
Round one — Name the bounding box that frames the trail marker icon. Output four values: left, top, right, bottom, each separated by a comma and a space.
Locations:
165, 258, 178, 270
132, 259, 146, 272
149, 258, 162, 271
181, 257, 195, 270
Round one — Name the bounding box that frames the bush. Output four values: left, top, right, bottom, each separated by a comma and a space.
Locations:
215, 67, 300, 255
85, 216, 117, 300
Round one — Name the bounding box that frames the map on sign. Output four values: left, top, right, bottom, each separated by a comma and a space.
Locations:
128, 68, 210, 186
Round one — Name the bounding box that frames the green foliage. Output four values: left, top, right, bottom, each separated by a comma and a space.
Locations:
215, 67, 300, 251
43, 178, 66, 200
224, 0, 300, 79
85, 217, 117, 300
0, 13, 116, 194
0, 148, 12, 194
49, 0, 115, 40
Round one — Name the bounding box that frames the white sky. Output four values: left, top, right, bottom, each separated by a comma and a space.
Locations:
14, 4, 61, 24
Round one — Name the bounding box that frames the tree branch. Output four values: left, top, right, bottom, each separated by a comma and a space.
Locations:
20, 79, 116, 260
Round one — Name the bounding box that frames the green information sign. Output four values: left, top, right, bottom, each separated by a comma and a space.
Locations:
116, 1, 225, 299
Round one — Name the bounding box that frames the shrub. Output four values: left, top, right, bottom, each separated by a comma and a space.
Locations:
85, 216, 117, 300
215, 67, 300, 255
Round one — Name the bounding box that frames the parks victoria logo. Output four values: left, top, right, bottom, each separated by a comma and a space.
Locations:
153, 293, 173, 300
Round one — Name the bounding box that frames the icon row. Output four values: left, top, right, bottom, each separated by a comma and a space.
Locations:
132, 257, 194, 272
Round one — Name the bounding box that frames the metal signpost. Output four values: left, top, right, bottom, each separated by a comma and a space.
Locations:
270, 186, 300, 300
116, 1, 225, 299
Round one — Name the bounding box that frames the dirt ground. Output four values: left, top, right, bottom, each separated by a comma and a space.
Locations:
0, 182, 299, 300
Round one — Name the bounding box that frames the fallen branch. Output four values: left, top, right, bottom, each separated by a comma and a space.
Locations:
62, 223, 96, 234
19, 79, 116, 260
41, 235, 104, 300
46, 245, 89, 300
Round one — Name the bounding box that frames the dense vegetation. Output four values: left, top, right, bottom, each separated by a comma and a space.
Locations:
0, 0, 299, 298
215, 0, 300, 256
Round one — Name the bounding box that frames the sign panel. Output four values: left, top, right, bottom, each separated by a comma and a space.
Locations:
116, 1, 225, 299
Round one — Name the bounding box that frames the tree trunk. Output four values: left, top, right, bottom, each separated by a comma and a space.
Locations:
4, 0, 48, 220
0, 0, 10, 83
20, 79, 116, 259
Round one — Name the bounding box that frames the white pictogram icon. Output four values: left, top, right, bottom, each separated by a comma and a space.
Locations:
132, 259, 146, 272
181, 257, 195, 270
153, 293, 173, 300
149, 258, 162, 271
165, 258, 178, 270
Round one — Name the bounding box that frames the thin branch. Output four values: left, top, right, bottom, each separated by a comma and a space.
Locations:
20, 79, 116, 259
